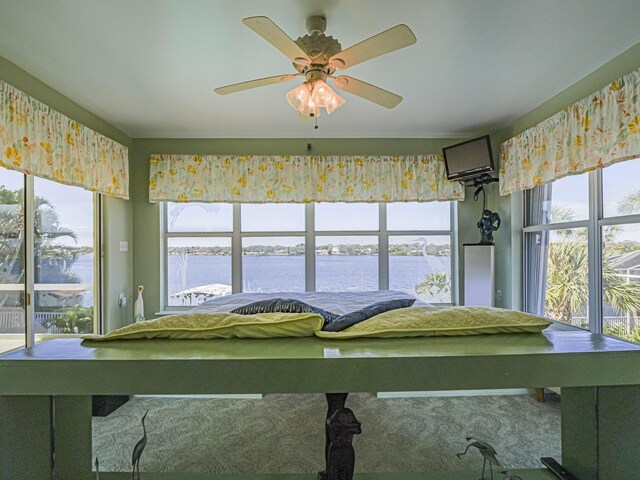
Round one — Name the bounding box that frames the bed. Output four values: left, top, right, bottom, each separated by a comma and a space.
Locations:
188, 290, 431, 315
2, 291, 640, 480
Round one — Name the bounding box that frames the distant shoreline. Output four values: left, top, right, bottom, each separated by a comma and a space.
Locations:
168, 243, 451, 257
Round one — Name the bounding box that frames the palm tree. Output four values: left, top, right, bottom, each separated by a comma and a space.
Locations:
545, 240, 640, 323
416, 272, 450, 303
543, 201, 640, 325
617, 190, 640, 216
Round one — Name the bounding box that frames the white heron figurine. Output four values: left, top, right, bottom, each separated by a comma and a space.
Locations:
456, 436, 501, 480
131, 410, 149, 480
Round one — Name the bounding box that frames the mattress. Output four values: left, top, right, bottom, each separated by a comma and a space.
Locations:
189, 290, 430, 315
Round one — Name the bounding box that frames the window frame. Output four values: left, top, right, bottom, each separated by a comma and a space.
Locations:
523, 165, 640, 334
161, 202, 457, 311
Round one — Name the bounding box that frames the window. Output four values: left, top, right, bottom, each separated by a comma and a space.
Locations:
387, 202, 451, 303
242, 204, 305, 293
162, 202, 456, 308
0, 168, 99, 353
315, 235, 379, 292
242, 236, 305, 292
33, 177, 97, 336
601, 160, 640, 342
524, 158, 640, 343
389, 235, 452, 303
167, 237, 232, 306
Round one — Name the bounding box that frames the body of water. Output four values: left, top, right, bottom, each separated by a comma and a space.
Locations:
40, 254, 94, 308
63, 254, 451, 307
167, 254, 451, 305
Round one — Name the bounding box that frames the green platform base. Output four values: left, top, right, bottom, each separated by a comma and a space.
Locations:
4, 335, 640, 480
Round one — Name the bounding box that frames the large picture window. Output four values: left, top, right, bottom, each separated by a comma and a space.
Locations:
524, 158, 640, 343
162, 202, 455, 308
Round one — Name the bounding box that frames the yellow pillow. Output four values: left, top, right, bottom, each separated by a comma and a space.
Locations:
83, 312, 324, 341
314, 306, 552, 339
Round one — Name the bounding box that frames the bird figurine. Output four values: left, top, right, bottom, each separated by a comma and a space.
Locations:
95, 456, 100, 480
456, 436, 501, 480
131, 410, 149, 480
500, 471, 524, 480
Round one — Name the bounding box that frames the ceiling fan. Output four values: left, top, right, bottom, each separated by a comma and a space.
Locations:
214, 15, 417, 118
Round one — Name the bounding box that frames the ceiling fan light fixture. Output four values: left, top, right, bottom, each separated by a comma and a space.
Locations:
286, 80, 344, 117
286, 82, 315, 116
310, 80, 333, 107
323, 88, 345, 114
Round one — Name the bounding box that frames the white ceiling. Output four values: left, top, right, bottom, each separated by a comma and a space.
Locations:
1, 0, 640, 139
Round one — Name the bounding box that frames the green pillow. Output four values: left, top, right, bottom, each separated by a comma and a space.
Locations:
314, 306, 552, 339
83, 312, 324, 341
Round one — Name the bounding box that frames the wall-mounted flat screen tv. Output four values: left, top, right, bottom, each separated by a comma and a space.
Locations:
442, 135, 494, 181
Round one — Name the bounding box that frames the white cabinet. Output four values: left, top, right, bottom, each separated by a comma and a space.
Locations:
463, 244, 495, 306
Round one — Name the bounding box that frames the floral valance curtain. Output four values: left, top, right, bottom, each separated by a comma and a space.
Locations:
500, 67, 640, 195
149, 154, 464, 203
0, 81, 129, 199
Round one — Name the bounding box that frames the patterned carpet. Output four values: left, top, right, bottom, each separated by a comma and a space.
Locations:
92, 392, 561, 474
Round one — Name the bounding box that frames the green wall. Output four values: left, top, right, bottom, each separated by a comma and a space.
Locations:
0, 55, 134, 331
102, 195, 134, 331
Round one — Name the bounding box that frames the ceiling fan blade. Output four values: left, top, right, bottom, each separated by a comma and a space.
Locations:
214, 74, 299, 95
242, 16, 311, 66
328, 24, 416, 71
331, 75, 402, 109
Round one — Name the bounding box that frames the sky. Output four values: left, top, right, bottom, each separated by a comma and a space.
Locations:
549, 157, 640, 241
168, 201, 452, 247
169, 202, 451, 232
1, 169, 94, 247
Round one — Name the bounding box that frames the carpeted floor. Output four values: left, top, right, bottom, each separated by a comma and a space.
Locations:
92, 392, 561, 474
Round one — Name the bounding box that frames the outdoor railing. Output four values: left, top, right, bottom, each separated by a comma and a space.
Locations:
568, 316, 638, 332
0, 309, 65, 334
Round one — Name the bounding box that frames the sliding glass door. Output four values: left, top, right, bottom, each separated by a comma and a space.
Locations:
0, 169, 26, 354
0, 167, 98, 353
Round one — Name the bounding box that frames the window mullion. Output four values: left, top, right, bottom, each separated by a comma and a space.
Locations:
24, 175, 35, 348
450, 201, 459, 305
379, 203, 389, 290
588, 170, 603, 333
94, 193, 103, 334
306, 203, 315, 291
232, 204, 242, 293
160, 203, 168, 310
